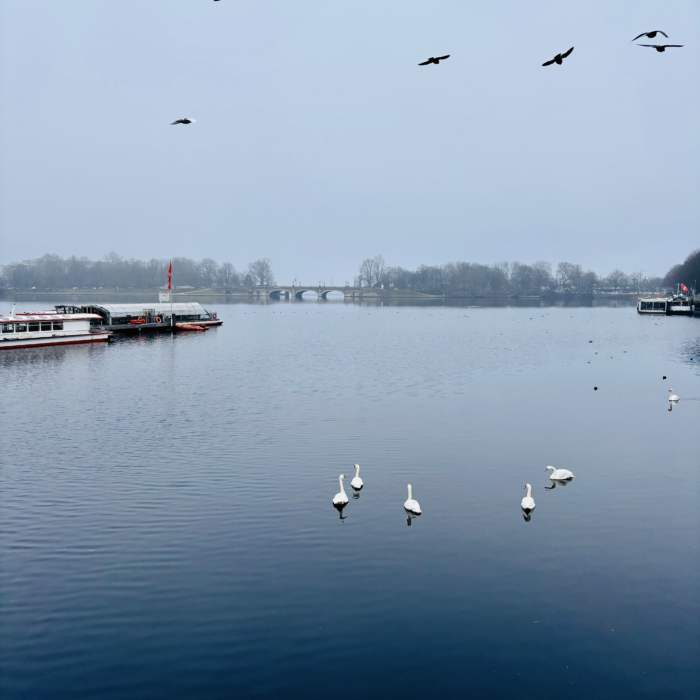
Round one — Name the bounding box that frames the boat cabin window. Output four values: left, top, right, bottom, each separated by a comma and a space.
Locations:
41, 322, 52, 331
53, 322, 63, 331
2, 324, 13, 333
28, 322, 40, 332
15, 323, 27, 332
653, 302, 665, 311
640, 302, 651, 310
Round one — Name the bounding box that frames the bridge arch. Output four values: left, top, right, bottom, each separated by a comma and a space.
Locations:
268, 289, 291, 300
294, 288, 318, 300
320, 289, 346, 300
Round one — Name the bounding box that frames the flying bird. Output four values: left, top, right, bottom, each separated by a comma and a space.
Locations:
630, 30, 668, 42
542, 47, 574, 66
419, 55, 450, 66
170, 118, 196, 125
637, 44, 684, 52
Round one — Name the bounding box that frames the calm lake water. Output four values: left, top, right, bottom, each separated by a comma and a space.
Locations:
1, 299, 698, 699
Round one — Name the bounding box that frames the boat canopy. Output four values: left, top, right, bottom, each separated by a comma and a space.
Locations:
84, 303, 210, 316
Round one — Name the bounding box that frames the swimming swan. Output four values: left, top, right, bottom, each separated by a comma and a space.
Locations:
521, 484, 535, 511
351, 464, 363, 490
333, 474, 349, 506
669, 389, 679, 402
545, 466, 575, 480
404, 484, 421, 515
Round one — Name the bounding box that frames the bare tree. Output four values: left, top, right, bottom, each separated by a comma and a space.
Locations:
200, 258, 220, 287
606, 269, 628, 292
556, 262, 576, 289
494, 261, 511, 280
532, 260, 553, 290
358, 254, 385, 287
510, 262, 534, 292
568, 264, 584, 292
358, 258, 374, 287
580, 270, 598, 293
247, 259, 276, 286
373, 254, 386, 287
218, 262, 238, 287
37, 253, 66, 289
629, 270, 644, 289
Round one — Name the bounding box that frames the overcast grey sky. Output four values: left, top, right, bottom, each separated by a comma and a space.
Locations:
1, 0, 698, 284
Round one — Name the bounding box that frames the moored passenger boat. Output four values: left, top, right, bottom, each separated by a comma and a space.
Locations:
637, 294, 694, 316
54, 302, 222, 333
0, 312, 111, 350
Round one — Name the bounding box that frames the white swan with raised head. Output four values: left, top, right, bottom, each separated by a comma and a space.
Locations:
545, 466, 575, 480
404, 484, 421, 515
333, 474, 349, 505
521, 484, 535, 511
669, 389, 679, 402
351, 464, 363, 490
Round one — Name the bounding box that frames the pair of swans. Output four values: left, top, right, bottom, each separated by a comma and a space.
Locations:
333, 467, 421, 516
521, 466, 576, 516
332, 465, 363, 507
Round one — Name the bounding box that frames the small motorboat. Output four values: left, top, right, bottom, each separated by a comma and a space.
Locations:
176, 323, 208, 332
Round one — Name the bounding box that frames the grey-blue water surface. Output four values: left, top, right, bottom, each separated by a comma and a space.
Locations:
1, 299, 698, 700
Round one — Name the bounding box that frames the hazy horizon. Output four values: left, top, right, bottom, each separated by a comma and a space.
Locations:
1, 0, 698, 283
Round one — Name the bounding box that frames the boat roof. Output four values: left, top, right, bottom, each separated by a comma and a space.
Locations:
0, 314, 102, 323
76, 303, 209, 314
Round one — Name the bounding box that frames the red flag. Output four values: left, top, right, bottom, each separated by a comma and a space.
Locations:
167, 262, 172, 291
681, 283, 688, 292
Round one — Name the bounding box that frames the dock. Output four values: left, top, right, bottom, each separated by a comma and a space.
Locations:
54, 302, 222, 333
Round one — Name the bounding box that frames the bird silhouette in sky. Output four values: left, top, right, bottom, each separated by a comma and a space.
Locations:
637, 44, 684, 52
418, 55, 450, 66
542, 47, 574, 66
171, 118, 196, 125
630, 30, 668, 42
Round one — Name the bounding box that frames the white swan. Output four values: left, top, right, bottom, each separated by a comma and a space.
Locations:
669, 389, 679, 402
351, 464, 363, 490
545, 466, 575, 480
332, 474, 348, 506
404, 484, 421, 515
521, 484, 535, 511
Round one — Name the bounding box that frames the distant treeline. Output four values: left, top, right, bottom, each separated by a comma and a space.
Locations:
1, 249, 694, 294
663, 248, 700, 290
356, 255, 666, 295
0, 253, 275, 290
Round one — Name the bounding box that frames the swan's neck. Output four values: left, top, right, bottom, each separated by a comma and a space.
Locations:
407, 484, 412, 501
339, 476, 345, 495
526, 485, 532, 498
355, 465, 360, 477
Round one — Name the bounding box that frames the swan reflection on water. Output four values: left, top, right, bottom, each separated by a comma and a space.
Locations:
352, 490, 361, 500
545, 479, 572, 490
333, 503, 347, 520
406, 513, 419, 527
522, 511, 532, 522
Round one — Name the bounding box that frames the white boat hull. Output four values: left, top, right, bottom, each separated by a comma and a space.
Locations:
0, 332, 111, 350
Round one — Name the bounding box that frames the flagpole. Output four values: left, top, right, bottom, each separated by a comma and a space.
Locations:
170, 260, 174, 330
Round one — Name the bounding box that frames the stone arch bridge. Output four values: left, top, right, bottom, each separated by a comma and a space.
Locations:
254, 286, 377, 300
